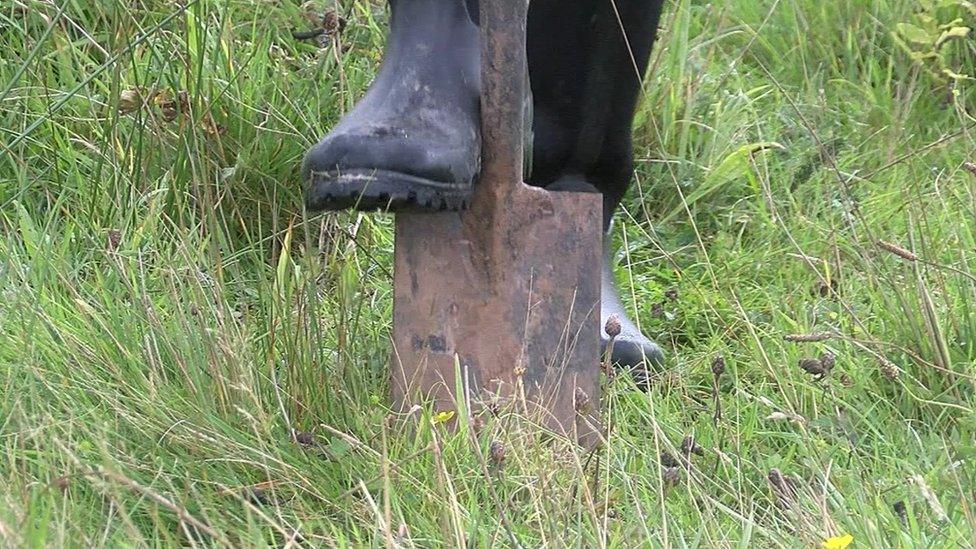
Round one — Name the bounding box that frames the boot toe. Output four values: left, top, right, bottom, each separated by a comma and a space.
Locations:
602, 329, 665, 391
601, 245, 666, 389
304, 130, 475, 183
303, 131, 477, 212
608, 334, 664, 370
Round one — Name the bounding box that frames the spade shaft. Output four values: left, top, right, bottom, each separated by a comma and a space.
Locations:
479, 0, 526, 188
391, 0, 602, 443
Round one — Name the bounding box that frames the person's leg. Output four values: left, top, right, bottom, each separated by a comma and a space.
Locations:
527, 0, 667, 381
303, 0, 481, 212
303, 0, 668, 380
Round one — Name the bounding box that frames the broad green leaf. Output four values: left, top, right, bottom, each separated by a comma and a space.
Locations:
896, 23, 934, 46
936, 26, 971, 47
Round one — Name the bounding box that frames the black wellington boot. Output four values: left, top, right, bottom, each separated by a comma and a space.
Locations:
546, 177, 665, 385
528, 0, 668, 385
303, 0, 481, 212
600, 242, 665, 388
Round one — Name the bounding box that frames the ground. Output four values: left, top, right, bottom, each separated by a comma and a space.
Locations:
2, 0, 976, 546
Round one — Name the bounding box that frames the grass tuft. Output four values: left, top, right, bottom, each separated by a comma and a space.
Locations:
3, 0, 975, 545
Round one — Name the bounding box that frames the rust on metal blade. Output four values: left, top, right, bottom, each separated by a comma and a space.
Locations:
390, 0, 602, 444
391, 185, 602, 444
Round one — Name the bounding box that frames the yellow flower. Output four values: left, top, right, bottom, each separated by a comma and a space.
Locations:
432, 410, 456, 425
822, 534, 853, 549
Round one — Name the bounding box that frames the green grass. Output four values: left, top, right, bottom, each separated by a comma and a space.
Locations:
3, 0, 976, 546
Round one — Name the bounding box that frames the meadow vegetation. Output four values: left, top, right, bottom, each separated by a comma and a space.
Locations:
2, 0, 976, 545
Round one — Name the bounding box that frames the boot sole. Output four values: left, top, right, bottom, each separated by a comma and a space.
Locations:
305, 169, 472, 213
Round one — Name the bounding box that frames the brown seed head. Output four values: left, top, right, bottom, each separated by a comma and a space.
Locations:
322, 10, 347, 35
767, 468, 797, 504
893, 500, 908, 524
711, 356, 726, 377
177, 90, 189, 111
489, 440, 506, 466
798, 357, 826, 376
155, 91, 179, 122
604, 314, 622, 338
681, 435, 705, 457
838, 372, 854, 387
294, 431, 316, 446
663, 466, 681, 487
660, 452, 679, 468
877, 240, 918, 262
51, 476, 70, 492
118, 89, 142, 114
106, 229, 122, 252
201, 113, 226, 137
879, 358, 900, 380
486, 398, 501, 416
664, 287, 679, 301
574, 387, 591, 413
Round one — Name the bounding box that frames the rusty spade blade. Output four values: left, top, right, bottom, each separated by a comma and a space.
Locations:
391, 0, 602, 442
